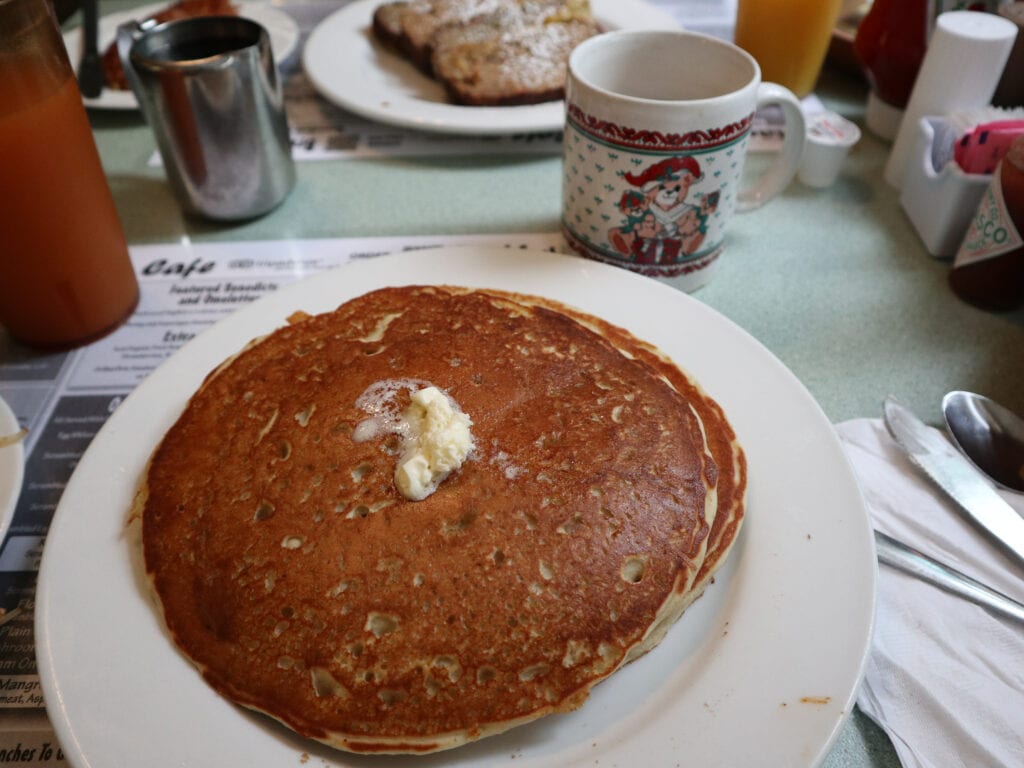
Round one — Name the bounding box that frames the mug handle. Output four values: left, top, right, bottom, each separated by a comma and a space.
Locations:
736, 82, 806, 212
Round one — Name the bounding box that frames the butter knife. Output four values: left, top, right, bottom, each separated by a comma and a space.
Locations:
875, 530, 1024, 624
77, 0, 103, 98
883, 396, 1024, 571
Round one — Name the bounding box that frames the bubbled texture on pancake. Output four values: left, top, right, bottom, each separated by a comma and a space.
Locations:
546, 303, 747, 660
556, 308, 747, 598
141, 286, 737, 753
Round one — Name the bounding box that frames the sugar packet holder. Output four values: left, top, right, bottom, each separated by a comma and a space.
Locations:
901, 116, 993, 258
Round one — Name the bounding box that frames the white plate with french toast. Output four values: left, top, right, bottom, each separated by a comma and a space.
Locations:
37, 246, 875, 768
303, 0, 680, 135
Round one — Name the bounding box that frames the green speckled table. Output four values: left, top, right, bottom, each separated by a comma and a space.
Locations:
54, 0, 1024, 765
84, 11, 1024, 430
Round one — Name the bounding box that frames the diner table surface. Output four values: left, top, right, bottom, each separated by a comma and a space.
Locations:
84, 2, 1024, 429
7, 0, 1023, 765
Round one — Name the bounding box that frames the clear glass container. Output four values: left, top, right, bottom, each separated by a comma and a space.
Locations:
0, 0, 138, 348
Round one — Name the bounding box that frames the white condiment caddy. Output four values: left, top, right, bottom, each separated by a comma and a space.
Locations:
899, 116, 992, 258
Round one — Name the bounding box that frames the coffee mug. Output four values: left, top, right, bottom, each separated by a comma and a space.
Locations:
561, 30, 806, 289
118, 16, 295, 221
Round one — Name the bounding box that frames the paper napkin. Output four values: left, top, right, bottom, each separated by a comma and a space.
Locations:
835, 419, 1024, 768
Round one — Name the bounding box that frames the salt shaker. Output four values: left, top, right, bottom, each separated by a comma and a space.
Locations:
885, 11, 1018, 189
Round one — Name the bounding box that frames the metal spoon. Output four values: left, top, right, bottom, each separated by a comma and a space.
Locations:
942, 391, 1024, 494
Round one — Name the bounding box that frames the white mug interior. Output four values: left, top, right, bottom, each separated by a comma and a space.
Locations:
569, 30, 759, 103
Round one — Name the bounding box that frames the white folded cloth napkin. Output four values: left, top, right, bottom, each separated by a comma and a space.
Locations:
835, 418, 1024, 768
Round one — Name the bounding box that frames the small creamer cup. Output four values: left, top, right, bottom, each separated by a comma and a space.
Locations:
118, 16, 296, 221
798, 111, 861, 189
561, 30, 805, 289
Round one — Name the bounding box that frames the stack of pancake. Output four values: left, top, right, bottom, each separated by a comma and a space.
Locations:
138, 285, 746, 753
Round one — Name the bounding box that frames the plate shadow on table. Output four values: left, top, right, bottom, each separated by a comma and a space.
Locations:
106, 174, 191, 242
86, 108, 146, 131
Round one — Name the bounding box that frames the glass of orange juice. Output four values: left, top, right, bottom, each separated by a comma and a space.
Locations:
0, 0, 139, 349
733, 0, 844, 98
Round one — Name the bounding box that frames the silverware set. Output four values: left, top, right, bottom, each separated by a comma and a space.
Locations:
879, 394, 1024, 624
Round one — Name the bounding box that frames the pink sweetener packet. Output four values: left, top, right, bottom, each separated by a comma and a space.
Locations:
954, 120, 1024, 175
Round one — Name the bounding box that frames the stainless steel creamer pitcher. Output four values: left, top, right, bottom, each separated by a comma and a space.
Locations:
117, 16, 295, 221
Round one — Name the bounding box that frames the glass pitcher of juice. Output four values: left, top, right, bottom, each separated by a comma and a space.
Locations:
0, 0, 139, 348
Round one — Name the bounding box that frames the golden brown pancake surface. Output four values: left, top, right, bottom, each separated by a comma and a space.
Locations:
140, 285, 742, 753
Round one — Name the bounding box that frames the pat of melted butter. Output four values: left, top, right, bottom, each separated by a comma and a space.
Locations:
396, 387, 473, 501
352, 381, 473, 501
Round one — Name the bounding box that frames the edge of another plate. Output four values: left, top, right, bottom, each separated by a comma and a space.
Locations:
0, 396, 24, 545
302, 0, 680, 136
62, 1, 301, 111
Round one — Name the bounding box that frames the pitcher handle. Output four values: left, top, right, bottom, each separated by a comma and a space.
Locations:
736, 82, 806, 212
115, 19, 155, 110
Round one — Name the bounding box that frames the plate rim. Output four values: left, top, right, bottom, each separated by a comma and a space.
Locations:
301, 0, 681, 136
35, 246, 876, 768
0, 395, 23, 545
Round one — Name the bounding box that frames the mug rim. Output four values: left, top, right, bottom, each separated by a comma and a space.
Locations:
130, 16, 267, 70
567, 29, 762, 107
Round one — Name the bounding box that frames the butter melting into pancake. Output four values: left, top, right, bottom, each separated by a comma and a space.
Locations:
139, 285, 746, 754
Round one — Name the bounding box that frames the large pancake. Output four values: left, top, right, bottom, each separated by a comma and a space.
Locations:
139, 285, 744, 753
549, 306, 747, 655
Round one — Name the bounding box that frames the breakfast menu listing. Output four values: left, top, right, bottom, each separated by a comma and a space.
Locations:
0, 233, 563, 763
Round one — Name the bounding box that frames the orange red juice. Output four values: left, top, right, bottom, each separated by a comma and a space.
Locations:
0, 46, 138, 348
733, 0, 844, 98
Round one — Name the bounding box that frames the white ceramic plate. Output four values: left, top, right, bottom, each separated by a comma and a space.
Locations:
36, 247, 875, 768
303, 0, 679, 135
0, 396, 23, 544
62, 0, 301, 110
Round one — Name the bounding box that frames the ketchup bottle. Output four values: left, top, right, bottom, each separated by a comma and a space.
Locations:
853, 0, 999, 139
949, 134, 1024, 311
853, 0, 929, 138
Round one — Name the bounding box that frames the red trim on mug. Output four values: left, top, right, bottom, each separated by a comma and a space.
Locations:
566, 103, 753, 152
